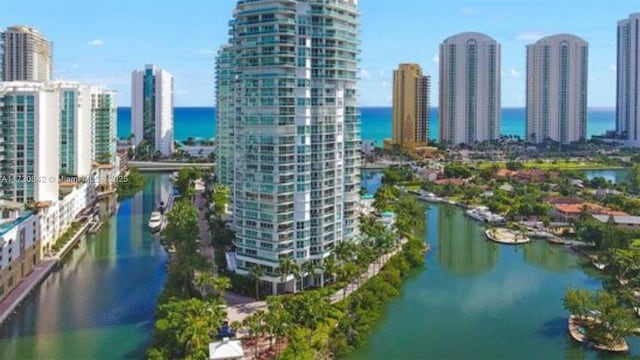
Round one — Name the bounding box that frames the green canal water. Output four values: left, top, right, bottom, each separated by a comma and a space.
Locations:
348, 168, 639, 360
0, 169, 634, 359
0, 174, 170, 359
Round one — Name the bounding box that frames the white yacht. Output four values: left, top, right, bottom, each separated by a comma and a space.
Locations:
466, 208, 486, 222
148, 211, 163, 233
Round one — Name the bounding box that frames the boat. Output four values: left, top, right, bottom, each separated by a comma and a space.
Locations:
466, 208, 485, 222
148, 211, 163, 233
592, 260, 606, 270
422, 243, 431, 254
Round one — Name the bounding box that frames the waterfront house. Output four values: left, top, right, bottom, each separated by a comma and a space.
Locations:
417, 168, 440, 181
592, 215, 640, 230
550, 201, 627, 223
433, 178, 466, 186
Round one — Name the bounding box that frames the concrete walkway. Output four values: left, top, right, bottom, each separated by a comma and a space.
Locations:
195, 190, 215, 270
0, 259, 57, 324
227, 238, 408, 324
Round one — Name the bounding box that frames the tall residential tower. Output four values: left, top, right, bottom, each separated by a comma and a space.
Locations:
439, 32, 501, 145
1, 25, 52, 82
217, 0, 361, 294
526, 34, 588, 144
0, 82, 60, 203
616, 13, 640, 143
389, 63, 430, 150
131, 64, 174, 156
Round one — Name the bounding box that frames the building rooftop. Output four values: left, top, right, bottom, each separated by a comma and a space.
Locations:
208, 339, 244, 360
0, 200, 24, 211
593, 215, 640, 226
553, 202, 627, 216
0, 211, 35, 237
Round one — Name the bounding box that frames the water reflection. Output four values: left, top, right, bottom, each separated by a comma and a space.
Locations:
522, 241, 580, 273
436, 205, 499, 276
0, 174, 169, 359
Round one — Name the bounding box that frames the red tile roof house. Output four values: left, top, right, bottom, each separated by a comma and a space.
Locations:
549, 198, 628, 223
433, 178, 466, 186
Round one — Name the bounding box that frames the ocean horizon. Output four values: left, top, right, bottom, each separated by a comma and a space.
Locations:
117, 107, 617, 145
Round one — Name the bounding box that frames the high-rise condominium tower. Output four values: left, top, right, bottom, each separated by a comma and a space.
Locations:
0, 82, 60, 203
1, 25, 52, 82
439, 32, 501, 145
53, 81, 93, 177
217, 0, 360, 294
616, 13, 640, 143
131, 64, 174, 156
390, 64, 430, 149
526, 34, 588, 144
0, 81, 117, 203
90, 88, 117, 165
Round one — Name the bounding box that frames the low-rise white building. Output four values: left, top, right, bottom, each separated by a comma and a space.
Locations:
0, 205, 40, 302
35, 182, 93, 255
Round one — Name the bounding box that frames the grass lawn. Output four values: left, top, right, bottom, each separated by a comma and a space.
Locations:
475, 160, 624, 171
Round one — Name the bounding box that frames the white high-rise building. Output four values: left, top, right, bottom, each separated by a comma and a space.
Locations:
0, 82, 60, 203
439, 32, 501, 145
49, 81, 93, 177
131, 64, 174, 156
1, 25, 52, 82
617, 13, 640, 143
526, 34, 588, 144
217, 0, 361, 294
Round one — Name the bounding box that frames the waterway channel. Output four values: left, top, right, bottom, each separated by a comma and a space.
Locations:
0, 173, 170, 359
348, 168, 639, 359
0, 169, 634, 359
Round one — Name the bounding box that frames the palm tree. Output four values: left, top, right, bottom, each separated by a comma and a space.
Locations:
194, 272, 230, 301
277, 257, 299, 294
339, 262, 359, 300
301, 261, 316, 290
322, 256, 338, 287
248, 265, 266, 300
334, 240, 355, 263
314, 262, 325, 288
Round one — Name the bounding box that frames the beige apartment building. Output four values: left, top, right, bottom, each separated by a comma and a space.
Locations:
386, 63, 430, 151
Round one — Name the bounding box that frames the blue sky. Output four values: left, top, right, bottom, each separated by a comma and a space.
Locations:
0, 0, 637, 107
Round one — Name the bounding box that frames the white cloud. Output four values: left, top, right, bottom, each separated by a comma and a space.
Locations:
88, 39, 104, 46
432, 53, 439, 63
509, 68, 521, 78
198, 49, 216, 55
359, 69, 371, 79
515, 31, 545, 42
460, 7, 477, 15
609, 65, 617, 72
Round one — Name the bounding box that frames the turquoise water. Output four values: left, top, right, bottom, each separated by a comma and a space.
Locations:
584, 169, 629, 184
0, 174, 170, 359
116, 107, 616, 144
